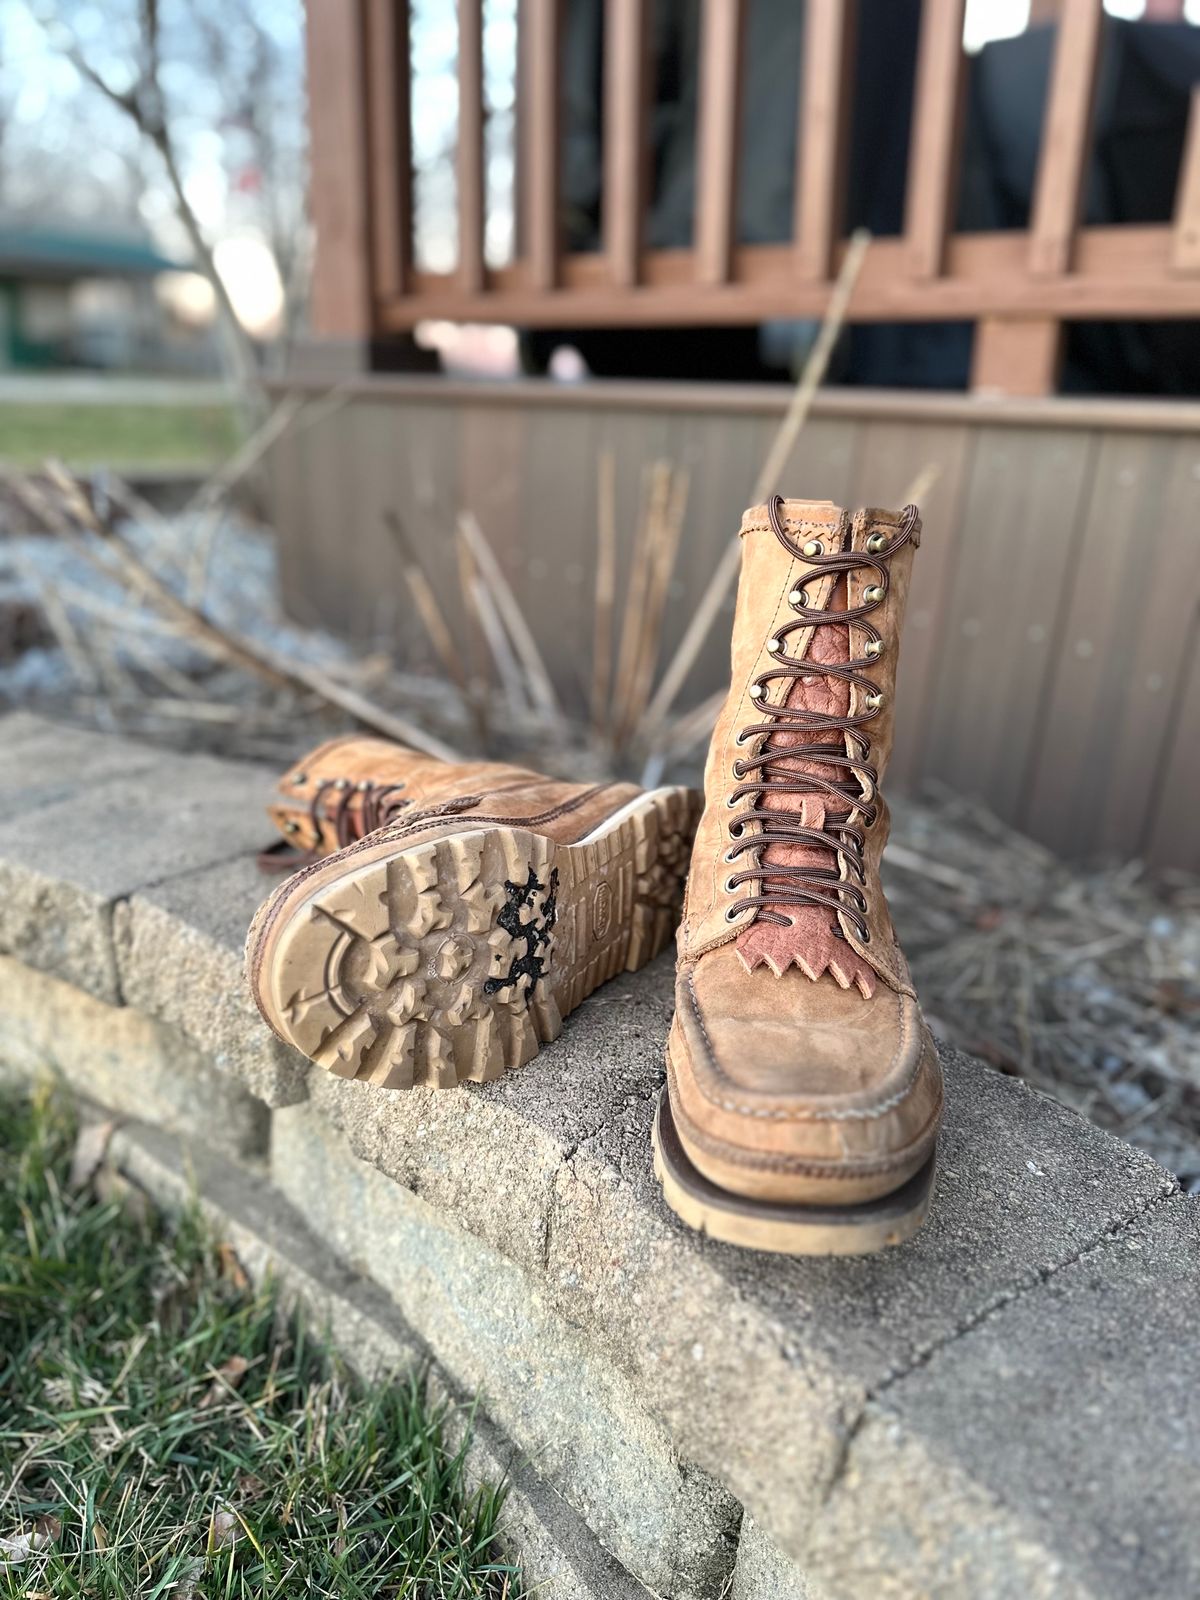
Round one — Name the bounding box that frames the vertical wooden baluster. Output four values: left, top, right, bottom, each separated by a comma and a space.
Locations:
795, 0, 856, 283
305, 0, 372, 345
604, 0, 651, 287
525, 0, 561, 291
695, 0, 747, 286
365, 0, 412, 301
1029, 0, 1105, 277
1172, 88, 1200, 274
904, 0, 967, 280
457, 0, 486, 294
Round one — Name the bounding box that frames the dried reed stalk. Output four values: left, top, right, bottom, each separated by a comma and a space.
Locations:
611, 461, 672, 745
642, 228, 871, 733
456, 510, 566, 734
591, 448, 617, 737
619, 463, 689, 747
383, 509, 475, 706
468, 568, 530, 718
36, 462, 461, 761
899, 461, 942, 510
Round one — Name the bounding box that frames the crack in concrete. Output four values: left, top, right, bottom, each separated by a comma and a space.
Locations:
871, 1177, 1181, 1404
817, 1179, 1184, 1511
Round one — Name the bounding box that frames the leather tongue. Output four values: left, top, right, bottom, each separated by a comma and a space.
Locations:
736, 576, 875, 996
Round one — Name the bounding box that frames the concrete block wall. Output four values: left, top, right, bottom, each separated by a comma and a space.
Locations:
1, 714, 1197, 1600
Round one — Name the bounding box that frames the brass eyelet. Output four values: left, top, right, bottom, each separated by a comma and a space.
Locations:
283, 820, 300, 834
863, 584, 886, 605
802, 539, 822, 557
767, 636, 782, 653
356, 779, 372, 791
291, 772, 307, 786
865, 639, 884, 659
789, 587, 807, 607
864, 691, 885, 712
725, 876, 739, 894
866, 533, 888, 555
749, 683, 765, 700
725, 906, 743, 923
333, 778, 351, 791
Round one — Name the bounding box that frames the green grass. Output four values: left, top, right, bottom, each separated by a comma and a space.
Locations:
0, 403, 239, 469
0, 1083, 523, 1598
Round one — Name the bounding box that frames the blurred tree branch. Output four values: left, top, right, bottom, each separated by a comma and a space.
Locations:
31, 0, 266, 408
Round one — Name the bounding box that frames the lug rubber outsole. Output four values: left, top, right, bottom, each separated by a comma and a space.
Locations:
651, 1088, 935, 1257
248, 786, 699, 1091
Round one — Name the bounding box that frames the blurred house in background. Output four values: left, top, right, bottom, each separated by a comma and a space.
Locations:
0, 219, 218, 373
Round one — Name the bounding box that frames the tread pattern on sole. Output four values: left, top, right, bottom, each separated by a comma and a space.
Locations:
263, 787, 699, 1091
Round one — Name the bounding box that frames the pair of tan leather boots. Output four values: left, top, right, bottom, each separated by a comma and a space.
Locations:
246, 496, 941, 1257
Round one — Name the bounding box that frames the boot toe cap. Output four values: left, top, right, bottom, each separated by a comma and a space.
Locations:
668, 950, 942, 1205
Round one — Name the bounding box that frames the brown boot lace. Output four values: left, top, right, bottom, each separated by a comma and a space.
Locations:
258, 778, 413, 874
723, 496, 919, 941
308, 777, 412, 849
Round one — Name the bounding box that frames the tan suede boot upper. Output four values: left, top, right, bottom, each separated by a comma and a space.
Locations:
667, 497, 943, 1207
265, 734, 588, 858
247, 745, 697, 1090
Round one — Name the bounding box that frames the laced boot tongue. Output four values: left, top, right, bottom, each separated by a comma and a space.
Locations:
736, 573, 876, 994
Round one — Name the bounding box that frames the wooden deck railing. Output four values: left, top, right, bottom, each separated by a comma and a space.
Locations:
305, 0, 1200, 396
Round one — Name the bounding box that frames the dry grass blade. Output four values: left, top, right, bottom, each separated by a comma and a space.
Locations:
468, 568, 529, 718
642, 228, 871, 732
591, 448, 618, 737
383, 509, 472, 700
899, 460, 942, 510
39, 461, 461, 761
456, 510, 566, 733
451, 521, 495, 746
7, 545, 100, 692
182, 387, 354, 605
621, 463, 689, 748
654, 685, 726, 762
611, 461, 671, 747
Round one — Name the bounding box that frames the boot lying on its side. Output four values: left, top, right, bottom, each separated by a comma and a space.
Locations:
654, 496, 943, 1257
246, 739, 700, 1091
259, 734, 575, 867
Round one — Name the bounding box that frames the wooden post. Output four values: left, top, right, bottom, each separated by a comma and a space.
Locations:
604, 0, 651, 288
904, 0, 967, 280
304, 0, 373, 362
794, 0, 856, 283
1172, 88, 1200, 274
695, 0, 747, 286
364, 0, 412, 302
457, 0, 486, 295
1029, 0, 1104, 278
524, 0, 562, 291
971, 316, 1062, 397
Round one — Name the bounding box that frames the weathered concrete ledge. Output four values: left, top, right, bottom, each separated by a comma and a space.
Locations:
1, 713, 1197, 1600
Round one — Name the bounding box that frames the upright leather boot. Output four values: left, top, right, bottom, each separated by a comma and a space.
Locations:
654, 496, 942, 1256
260, 734, 576, 865
247, 756, 699, 1090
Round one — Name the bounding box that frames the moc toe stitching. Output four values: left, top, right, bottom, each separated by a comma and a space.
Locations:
682, 965, 925, 1123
